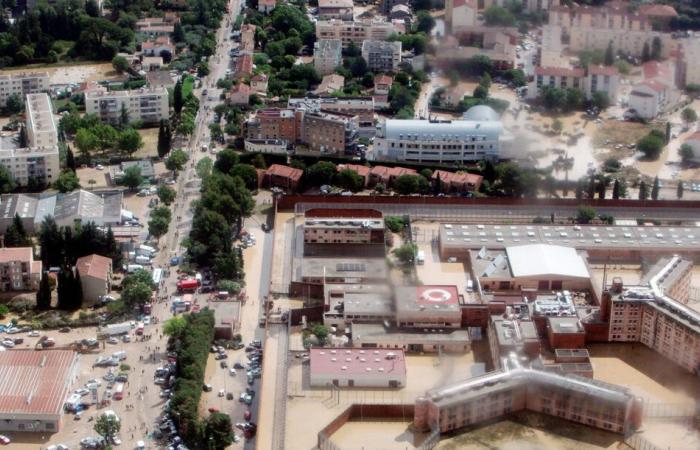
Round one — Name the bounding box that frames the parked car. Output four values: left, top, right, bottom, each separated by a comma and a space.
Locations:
0, 435, 10, 445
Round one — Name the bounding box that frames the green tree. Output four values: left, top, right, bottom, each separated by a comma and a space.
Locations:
604, 41, 614, 66
94, 413, 121, 443
0, 166, 16, 194
592, 91, 610, 110
393, 174, 421, 195
157, 119, 171, 158
637, 133, 664, 159
204, 412, 235, 449
54, 170, 81, 193
479, 73, 492, 90
173, 22, 185, 43
157, 185, 177, 205
196, 157, 213, 180
66, 146, 77, 172
174, 79, 184, 115
75, 128, 98, 156
4, 94, 23, 115
216, 279, 241, 293
4, 213, 31, 247
166, 149, 189, 173
307, 161, 337, 186
682, 107, 698, 125
415, 11, 435, 33
638, 180, 649, 200
651, 36, 662, 61
642, 41, 651, 62
163, 316, 187, 337
483, 5, 516, 26
230, 164, 259, 190
679, 143, 695, 163
677, 180, 684, 199
564, 88, 583, 111
36, 274, 52, 310
651, 176, 660, 200
576, 205, 596, 224
312, 324, 330, 345
393, 242, 417, 265
120, 165, 143, 190
503, 68, 526, 87
473, 85, 489, 99
111, 55, 129, 73
552, 119, 563, 134
252, 153, 267, 169
540, 86, 566, 110
334, 169, 364, 192
384, 216, 405, 233
214, 149, 239, 174
612, 178, 620, 199
121, 281, 152, 307
118, 128, 143, 155
148, 214, 169, 238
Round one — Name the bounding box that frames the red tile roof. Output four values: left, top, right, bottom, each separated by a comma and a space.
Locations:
639, 80, 667, 93
642, 60, 672, 80
374, 74, 393, 86
0, 350, 77, 416
310, 348, 406, 377
0, 247, 33, 264
338, 164, 371, 178
686, 131, 700, 142
387, 166, 417, 177
76, 254, 112, 281
433, 169, 483, 187
639, 4, 678, 17
452, 0, 476, 8
588, 65, 618, 76
266, 164, 303, 181
535, 66, 585, 77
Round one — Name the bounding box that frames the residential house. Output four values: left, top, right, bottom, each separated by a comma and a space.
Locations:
390, 4, 413, 27
445, 0, 477, 34
318, 0, 354, 20
140, 56, 164, 72
229, 83, 251, 107
258, 0, 276, 13
76, 254, 112, 304
382, 0, 409, 15
337, 163, 371, 187
628, 60, 680, 119
0, 247, 42, 292
146, 71, 175, 89
314, 74, 345, 95
374, 74, 393, 109
362, 40, 402, 72
265, 164, 303, 192
432, 170, 483, 193
141, 36, 175, 58
240, 24, 257, 54
369, 165, 417, 187
234, 54, 254, 79
250, 73, 269, 95
314, 39, 343, 76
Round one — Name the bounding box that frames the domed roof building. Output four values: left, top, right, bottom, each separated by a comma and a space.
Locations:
462, 104, 500, 122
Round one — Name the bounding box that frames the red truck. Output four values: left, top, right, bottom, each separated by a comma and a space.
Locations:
177, 278, 199, 293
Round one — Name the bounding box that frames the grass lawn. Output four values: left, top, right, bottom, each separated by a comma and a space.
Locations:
183, 75, 195, 97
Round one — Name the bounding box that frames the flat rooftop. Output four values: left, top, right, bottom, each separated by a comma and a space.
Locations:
351, 323, 470, 344
328, 285, 394, 317
532, 292, 577, 317
641, 256, 692, 290
441, 223, 700, 251
310, 348, 406, 378
547, 316, 584, 334
300, 257, 388, 280
491, 316, 539, 347
394, 285, 461, 314
304, 217, 384, 230
0, 350, 77, 416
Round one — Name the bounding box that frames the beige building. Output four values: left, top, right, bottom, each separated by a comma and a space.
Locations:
445, 0, 477, 34
318, 0, 354, 20
394, 285, 463, 329
288, 96, 375, 130
488, 313, 540, 370
0, 93, 60, 187
309, 348, 407, 388
316, 19, 403, 48
301, 111, 358, 154
85, 87, 169, 125
0, 247, 42, 292
314, 39, 343, 76
414, 366, 643, 436
528, 65, 620, 103
303, 215, 385, 246
362, 40, 402, 73
0, 72, 49, 108
75, 254, 112, 304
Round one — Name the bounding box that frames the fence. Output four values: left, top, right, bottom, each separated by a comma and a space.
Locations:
642, 401, 698, 421
624, 433, 663, 450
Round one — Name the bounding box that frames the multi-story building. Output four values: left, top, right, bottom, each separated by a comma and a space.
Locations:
640, 256, 692, 304
0, 93, 60, 187
240, 24, 257, 54
414, 366, 643, 436
372, 105, 503, 163
362, 40, 402, 72
288, 96, 375, 130
488, 312, 541, 370
528, 65, 619, 103
315, 19, 404, 48
679, 38, 700, 87
382, 0, 409, 15
246, 108, 301, 144
309, 348, 407, 388
76, 254, 112, 304
445, 0, 477, 34
301, 111, 359, 154
85, 87, 169, 125
0, 72, 49, 108
303, 213, 385, 246
318, 0, 354, 20
436, 31, 516, 71
313, 39, 343, 76
394, 285, 463, 329
0, 247, 42, 292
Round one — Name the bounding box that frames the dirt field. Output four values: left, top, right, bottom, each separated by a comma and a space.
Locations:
437, 412, 624, 450
331, 420, 428, 449
2, 62, 117, 85
135, 128, 160, 159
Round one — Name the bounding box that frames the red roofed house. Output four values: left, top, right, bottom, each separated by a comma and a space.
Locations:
0, 349, 80, 432
0, 247, 41, 292
250, 73, 268, 95
433, 170, 483, 193
75, 254, 112, 304
141, 36, 176, 58
309, 347, 406, 388
374, 74, 393, 109
369, 165, 417, 187
629, 60, 679, 119
683, 131, 700, 163
229, 82, 251, 106
265, 164, 303, 192
258, 0, 276, 13
639, 4, 678, 31
337, 163, 371, 187
234, 54, 254, 79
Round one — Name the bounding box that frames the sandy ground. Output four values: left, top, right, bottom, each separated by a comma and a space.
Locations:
2, 63, 116, 85
135, 128, 160, 159
269, 212, 295, 292
331, 421, 427, 449
588, 342, 700, 404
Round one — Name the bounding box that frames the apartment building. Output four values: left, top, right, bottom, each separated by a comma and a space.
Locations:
528, 65, 619, 102
246, 108, 301, 144
0, 94, 60, 187
303, 213, 385, 246
437, 31, 516, 71
0, 72, 49, 108
382, 0, 409, 15
240, 24, 257, 54
414, 366, 643, 436
288, 96, 375, 130
548, 4, 671, 59
372, 105, 503, 163
640, 256, 692, 304
313, 39, 343, 76
0, 247, 42, 292
85, 87, 169, 125
679, 38, 700, 87
445, 0, 477, 34
362, 40, 402, 72
315, 19, 403, 48
318, 0, 354, 20
301, 111, 359, 154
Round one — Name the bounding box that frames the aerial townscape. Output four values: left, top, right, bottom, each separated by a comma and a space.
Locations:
2, 0, 700, 449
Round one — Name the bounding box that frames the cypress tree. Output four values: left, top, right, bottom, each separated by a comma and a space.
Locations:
651, 176, 660, 200
174, 79, 184, 115
639, 180, 649, 200
36, 274, 52, 310
66, 145, 76, 172
612, 179, 620, 200
677, 181, 684, 199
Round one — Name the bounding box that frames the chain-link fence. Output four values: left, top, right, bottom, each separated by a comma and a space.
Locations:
625, 433, 663, 450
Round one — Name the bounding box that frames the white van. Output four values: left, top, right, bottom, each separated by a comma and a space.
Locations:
135, 255, 151, 265
466, 279, 474, 293
416, 250, 425, 265
112, 351, 127, 361
124, 264, 144, 273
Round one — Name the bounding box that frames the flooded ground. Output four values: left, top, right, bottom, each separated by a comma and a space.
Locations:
2, 62, 116, 85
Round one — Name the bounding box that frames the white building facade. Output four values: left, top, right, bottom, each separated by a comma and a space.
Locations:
85, 87, 169, 125
0, 72, 49, 108
314, 39, 343, 76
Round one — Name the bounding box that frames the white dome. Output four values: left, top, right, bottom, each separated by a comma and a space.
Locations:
463, 105, 500, 122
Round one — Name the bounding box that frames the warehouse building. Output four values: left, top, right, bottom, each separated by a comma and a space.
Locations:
0, 350, 80, 432
309, 348, 406, 388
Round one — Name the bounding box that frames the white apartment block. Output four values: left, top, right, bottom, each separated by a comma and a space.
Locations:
85, 87, 169, 125
316, 19, 403, 48
372, 106, 503, 164
528, 65, 619, 102
569, 27, 671, 60
0, 72, 49, 108
0, 93, 59, 187
680, 38, 700, 86
314, 39, 343, 76
362, 40, 402, 73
